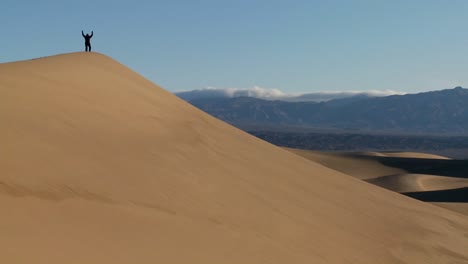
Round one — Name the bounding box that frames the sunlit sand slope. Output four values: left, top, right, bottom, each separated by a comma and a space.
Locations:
2, 53, 468, 264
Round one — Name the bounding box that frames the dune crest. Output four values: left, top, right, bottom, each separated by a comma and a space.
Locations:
2, 53, 468, 263
378, 152, 450, 159
352, 151, 449, 159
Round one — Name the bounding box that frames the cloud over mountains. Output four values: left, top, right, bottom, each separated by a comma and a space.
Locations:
175, 86, 405, 102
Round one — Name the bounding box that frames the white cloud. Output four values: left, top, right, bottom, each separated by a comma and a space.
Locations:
175, 86, 406, 102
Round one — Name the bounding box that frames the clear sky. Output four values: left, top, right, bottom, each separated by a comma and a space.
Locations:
2, 0, 468, 93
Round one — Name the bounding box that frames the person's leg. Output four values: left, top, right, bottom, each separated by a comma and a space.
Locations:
85, 45, 88, 52
89, 44, 92, 52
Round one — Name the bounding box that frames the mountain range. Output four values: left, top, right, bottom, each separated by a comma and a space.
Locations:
180, 87, 468, 134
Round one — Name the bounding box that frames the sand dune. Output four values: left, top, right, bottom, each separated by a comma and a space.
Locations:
287, 148, 468, 216
372, 152, 450, 159
366, 174, 468, 193
433, 202, 468, 216
2, 53, 468, 263
283, 149, 406, 180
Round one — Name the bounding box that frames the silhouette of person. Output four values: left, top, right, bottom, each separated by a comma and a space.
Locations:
82, 30, 93, 52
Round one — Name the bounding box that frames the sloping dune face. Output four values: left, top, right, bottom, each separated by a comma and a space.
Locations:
1, 53, 468, 264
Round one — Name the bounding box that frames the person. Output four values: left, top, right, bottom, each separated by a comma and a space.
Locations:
82, 30, 93, 52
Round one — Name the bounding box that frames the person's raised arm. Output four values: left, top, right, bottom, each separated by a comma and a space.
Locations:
90, 31, 93, 38
82, 30, 85, 38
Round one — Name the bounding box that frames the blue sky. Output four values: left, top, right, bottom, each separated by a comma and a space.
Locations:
2, 0, 468, 94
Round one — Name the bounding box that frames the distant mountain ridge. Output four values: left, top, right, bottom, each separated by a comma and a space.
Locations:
175, 87, 402, 102
182, 87, 468, 134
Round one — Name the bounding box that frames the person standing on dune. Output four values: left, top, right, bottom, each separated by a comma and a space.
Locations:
82, 30, 93, 52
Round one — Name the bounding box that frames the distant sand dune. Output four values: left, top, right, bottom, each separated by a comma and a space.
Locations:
287, 148, 468, 216
283, 149, 406, 179
366, 174, 468, 193
2, 53, 468, 263
353, 151, 449, 159
376, 152, 450, 159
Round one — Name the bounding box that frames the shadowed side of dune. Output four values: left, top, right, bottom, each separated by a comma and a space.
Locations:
404, 187, 468, 202
378, 157, 468, 178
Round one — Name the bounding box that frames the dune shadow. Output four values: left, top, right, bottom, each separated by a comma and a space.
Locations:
403, 187, 468, 203
375, 157, 468, 179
